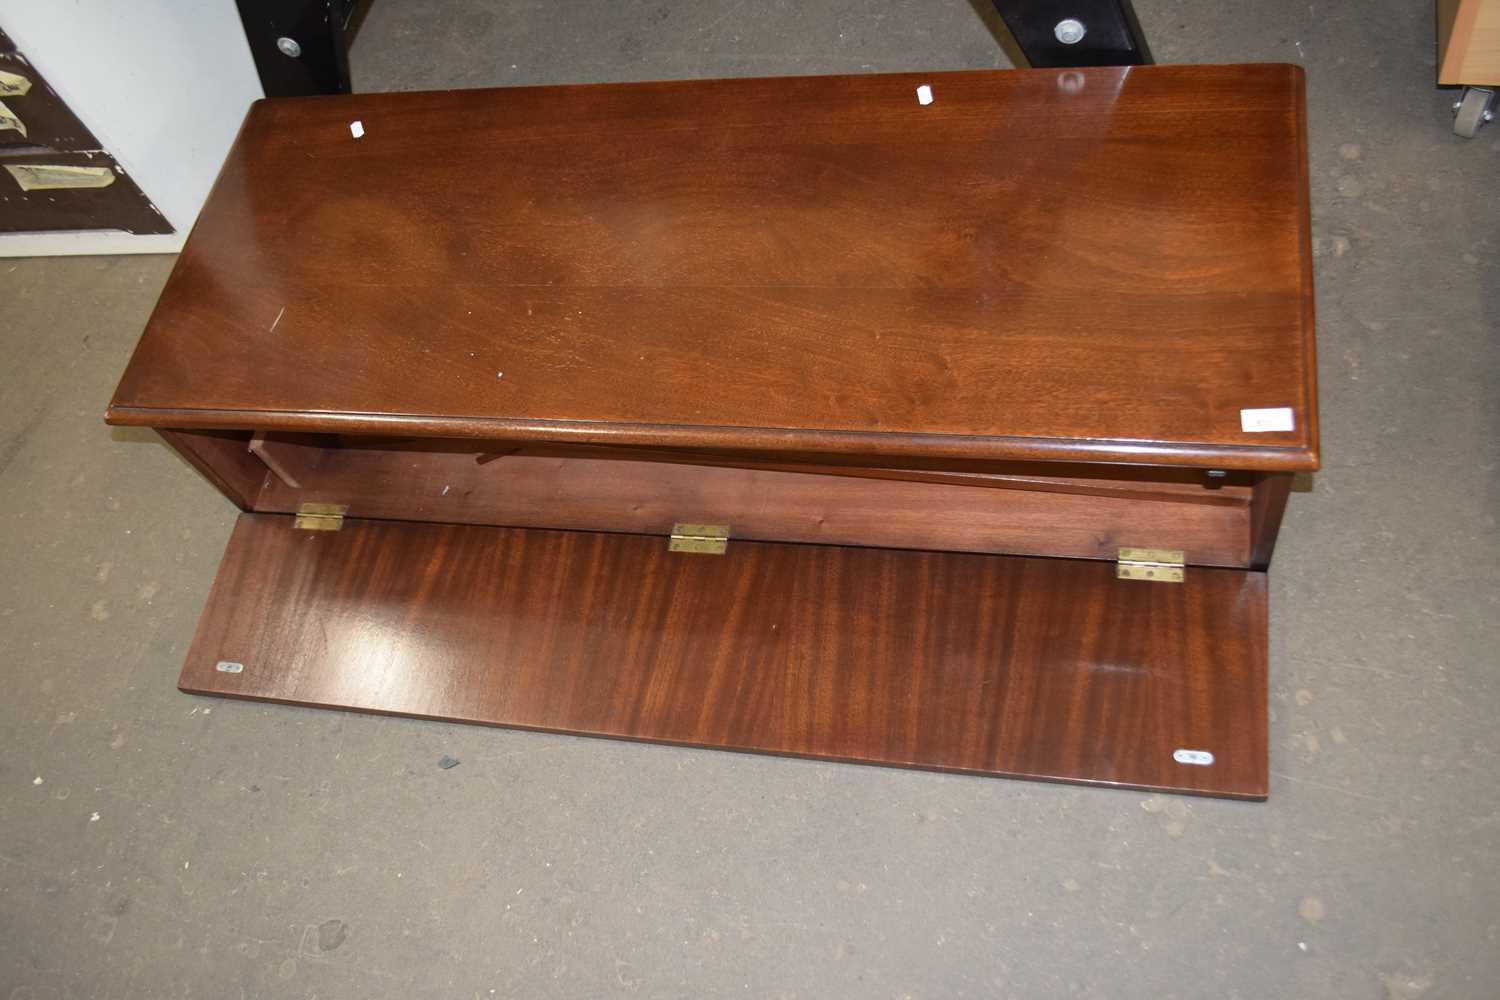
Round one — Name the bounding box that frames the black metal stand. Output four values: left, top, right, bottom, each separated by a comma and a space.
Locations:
234, 0, 362, 98
235, 1, 1153, 99
986, 0, 1152, 67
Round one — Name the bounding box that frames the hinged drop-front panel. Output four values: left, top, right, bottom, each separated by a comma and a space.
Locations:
183, 515, 1270, 798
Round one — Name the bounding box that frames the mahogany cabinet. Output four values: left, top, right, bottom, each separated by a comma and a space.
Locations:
107, 64, 1318, 799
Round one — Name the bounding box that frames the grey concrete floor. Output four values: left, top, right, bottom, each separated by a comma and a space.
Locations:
3, 1, 1497, 997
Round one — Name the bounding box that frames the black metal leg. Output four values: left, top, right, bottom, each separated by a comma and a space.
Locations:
986, 0, 1152, 68
236, 1, 1149, 98
235, 0, 361, 98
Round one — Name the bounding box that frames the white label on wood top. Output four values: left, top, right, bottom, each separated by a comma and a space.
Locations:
916, 84, 933, 105
1240, 407, 1296, 433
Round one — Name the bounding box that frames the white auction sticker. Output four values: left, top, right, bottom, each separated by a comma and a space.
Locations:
1173, 748, 1215, 766
1240, 407, 1295, 433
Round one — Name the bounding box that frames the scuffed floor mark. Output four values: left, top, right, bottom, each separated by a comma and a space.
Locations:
0, 404, 45, 478
1140, 794, 1191, 838
1298, 896, 1326, 924
90, 599, 111, 622
48, 711, 77, 740
88, 912, 118, 945
1382, 972, 1433, 999
318, 918, 349, 951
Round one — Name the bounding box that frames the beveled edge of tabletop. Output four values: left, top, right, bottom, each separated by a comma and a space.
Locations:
104, 405, 1320, 471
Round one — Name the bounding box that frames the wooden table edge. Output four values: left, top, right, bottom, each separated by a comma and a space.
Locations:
106, 406, 1320, 472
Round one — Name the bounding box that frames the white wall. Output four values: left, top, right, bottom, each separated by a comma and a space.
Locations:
0, 0, 263, 256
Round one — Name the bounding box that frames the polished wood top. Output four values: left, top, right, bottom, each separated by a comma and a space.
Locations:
109, 64, 1317, 470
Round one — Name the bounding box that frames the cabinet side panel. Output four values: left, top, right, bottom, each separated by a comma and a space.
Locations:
158, 429, 267, 509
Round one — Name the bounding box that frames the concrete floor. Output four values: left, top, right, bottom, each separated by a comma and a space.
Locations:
3, 1, 1497, 996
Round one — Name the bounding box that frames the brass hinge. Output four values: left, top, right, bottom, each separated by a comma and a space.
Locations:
1116, 548, 1185, 583
293, 503, 347, 531
669, 523, 729, 554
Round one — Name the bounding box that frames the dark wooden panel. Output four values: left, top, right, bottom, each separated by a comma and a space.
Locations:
108, 64, 1316, 471
248, 441, 1254, 567
0, 49, 103, 151
416, 440, 1256, 506
281, 435, 1259, 504
157, 429, 268, 510
182, 515, 1269, 798
0, 150, 174, 236
248, 430, 337, 489
0, 31, 173, 236
1248, 472, 1293, 570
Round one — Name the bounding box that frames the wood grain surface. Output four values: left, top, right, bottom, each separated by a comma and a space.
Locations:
1439, 0, 1500, 83
295, 436, 1261, 505
1248, 472, 1293, 570
157, 429, 269, 510
110, 64, 1317, 471
182, 514, 1269, 798
247, 441, 1256, 566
